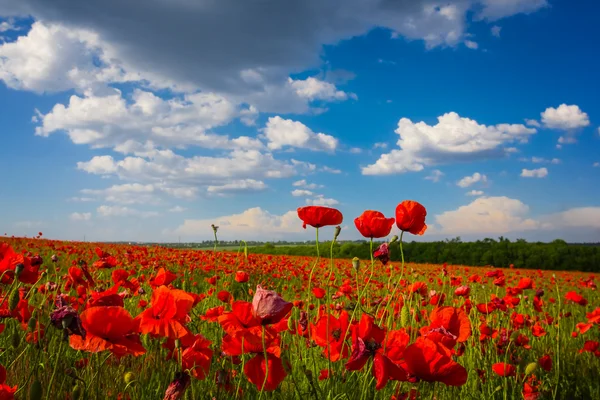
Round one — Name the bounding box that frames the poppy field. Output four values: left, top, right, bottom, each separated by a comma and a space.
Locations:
1, 202, 599, 400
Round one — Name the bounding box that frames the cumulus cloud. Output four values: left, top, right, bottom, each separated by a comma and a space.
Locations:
69, 212, 91, 221
169, 207, 305, 241
263, 116, 338, 152
457, 172, 488, 188
305, 195, 339, 206
425, 169, 444, 182
541, 104, 590, 130
206, 179, 267, 195
464, 40, 479, 49
97, 205, 159, 218
466, 190, 484, 196
289, 77, 356, 102
435, 196, 540, 234
363, 112, 536, 175
291, 189, 313, 197
475, 0, 548, 20
292, 180, 322, 190
521, 167, 548, 178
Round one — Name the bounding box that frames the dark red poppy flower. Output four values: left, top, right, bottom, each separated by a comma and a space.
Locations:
538, 354, 552, 371
373, 243, 390, 265
402, 337, 467, 386
354, 210, 395, 238
297, 206, 343, 229
395, 201, 427, 235
492, 362, 516, 377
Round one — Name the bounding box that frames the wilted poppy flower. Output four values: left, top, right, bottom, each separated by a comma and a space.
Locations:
402, 337, 467, 386
252, 285, 293, 325
297, 206, 343, 229
395, 201, 427, 235
50, 305, 86, 339
163, 372, 191, 400
492, 362, 516, 377
373, 243, 390, 265
354, 210, 395, 239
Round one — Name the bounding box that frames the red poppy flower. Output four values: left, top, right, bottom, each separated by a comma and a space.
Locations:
538, 354, 552, 371
565, 291, 588, 306
419, 307, 471, 349
181, 335, 213, 380
402, 337, 467, 386
354, 210, 395, 238
0, 363, 17, 399
310, 311, 350, 361
492, 362, 516, 377
297, 206, 343, 229
149, 268, 177, 288
244, 353, 288, 391
395, 201, 427, 235
69, 306, 146, 357
134, 286, 194, 339
235, 271, 249, 283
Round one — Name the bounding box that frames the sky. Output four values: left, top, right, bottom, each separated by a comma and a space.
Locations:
0, 0, 599, 243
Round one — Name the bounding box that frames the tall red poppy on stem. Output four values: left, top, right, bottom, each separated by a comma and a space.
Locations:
297, 206, 343, 229
395, 201, 427, 235
354, 210, 395, 238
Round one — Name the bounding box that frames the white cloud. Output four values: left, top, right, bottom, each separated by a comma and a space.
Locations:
593, 162, 599, 168
80, 183, 160, 205
425, 169, 444, 183
363, 112, 536, 175
321, 166, 342, 174
476, 0, 548, 20
464, 40, 479, 49
289, 77, 356, 102
170, 207, 304, 240
524, 119, 541, 127
435, 196, 540, 234
466, 190, 484, 196
457, 172, 488, 188
306, 195, 339, 206
69, 212, 92, 221
0, 19, 18, 33
206, 179, 267, 195
349, 147, 362, 154
168, 206, 186, 213
263, 116, 338, 152
541, 104, 590, 130
291, 189, 313, 197
490, 25, 502, 37
520, 156, 561, 164
542, 207, 600, 230
292, 179, 322, 190
97, 205, 159, 218
521, 167, 548, 178
373, 142, 388, 149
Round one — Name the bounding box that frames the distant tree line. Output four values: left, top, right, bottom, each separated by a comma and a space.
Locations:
248, 237, 600, 272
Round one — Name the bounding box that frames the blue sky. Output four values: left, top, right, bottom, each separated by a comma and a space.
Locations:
0, 0, 599, 243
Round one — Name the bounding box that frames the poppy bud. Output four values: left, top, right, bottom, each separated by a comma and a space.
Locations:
525, 362, 538, 375
8, 290, 19, 312
287, 316, 295, 331
11, 332, 20, 348
400, 305, 409, 328
30, 379, 43, 400
28, 315, 37, 331
163, 372, 191, 400
72, 384, 83, 400
174, 339, 181, 349
334, 226, 342, 240
211, 224, 219, 234
352, 257, 360, 271
15, 263, 25, 278
51, 254, 59, 262
389, 235, 399, 245
124, 372, 135, 384
252, 285, 293, 325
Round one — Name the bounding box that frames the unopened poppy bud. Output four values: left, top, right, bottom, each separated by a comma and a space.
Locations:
9, 290, 19, 311
29, 379, 43, 400
28, 315, 37, 331
15, 263, 25, 278
352, 257, 360, 271
525, 362, 538, 375
72, 384, 83, 400
174, 339, 181, 349
124, 371, 135, 384
334, 226, 342, 240
389, 235, 399, 245
400, 305, 409, 327
11, 332, 20, 348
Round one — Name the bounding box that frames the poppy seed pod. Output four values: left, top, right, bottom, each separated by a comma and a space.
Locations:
352, 257, 360, 271
124, 371, 135, 384
252, 285, 293, 325
525, 362, 538, 375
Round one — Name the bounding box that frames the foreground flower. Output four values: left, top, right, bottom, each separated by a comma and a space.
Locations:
163, 372, 191, 400
181, 335, 213, 380
419, 307, 471, 349
297, 206, 343, 229
0, 364, 17, 400
69, 306, 146, 357
244, 353, 288, 391
492, 362, 516, 377
395, 201, 427, 235
311, 311, 350, 361
135, 286, 194, 339
252, 285, 293, 325
402, 337, 468, 386
354, 210, 395, 239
